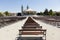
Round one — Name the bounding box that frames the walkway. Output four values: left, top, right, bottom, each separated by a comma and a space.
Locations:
0, 17, 28, 40
33, 18, 60, 40
0, 16, 60, 40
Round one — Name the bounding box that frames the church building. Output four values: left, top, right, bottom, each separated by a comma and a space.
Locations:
21, 5, 36, 15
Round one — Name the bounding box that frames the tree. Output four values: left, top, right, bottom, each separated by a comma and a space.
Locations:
40, 12, 43, 15
49, 9, 53, 16
43, 9, 49, 15
37, 12, 43, 15
0, 12, 3, 17
17, 13, 21, 16
37, 13, 40, 15
4, 11, 10, 16
55, 12, 60, 16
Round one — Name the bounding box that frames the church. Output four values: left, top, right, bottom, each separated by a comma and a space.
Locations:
21, 5, 36, 15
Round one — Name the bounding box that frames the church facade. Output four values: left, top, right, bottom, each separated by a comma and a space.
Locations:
21, 5, 36, 15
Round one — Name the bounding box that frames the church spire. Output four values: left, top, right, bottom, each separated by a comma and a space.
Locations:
27, 5, 29, 9
21, 5, 23, 13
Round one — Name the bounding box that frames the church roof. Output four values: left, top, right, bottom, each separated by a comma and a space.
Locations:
24, 8, 35, 12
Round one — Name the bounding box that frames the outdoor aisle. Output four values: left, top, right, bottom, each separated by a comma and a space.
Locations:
0, 17, 28, 40
33, 18, 60, 40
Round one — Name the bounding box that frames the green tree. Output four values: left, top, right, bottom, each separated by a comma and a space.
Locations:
43, 9, 49, 15
4, 11, 10, 16
17, 13, 21, 16
37, 12, 43, 15
40, 12, 43, 15
37, 13, 40, 15
55, 12, 60, 16
49, 9, 54, 16
0, 12, 3, 17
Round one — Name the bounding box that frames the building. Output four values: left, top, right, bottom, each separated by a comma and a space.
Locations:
23, 8, 36, 15
21, 5, 36, 15
17, 17, 46, 40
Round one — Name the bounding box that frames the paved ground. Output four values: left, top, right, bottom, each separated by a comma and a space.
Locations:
33, 18, 60, 40
0, 16, 60, 40
0, 17, 27, 40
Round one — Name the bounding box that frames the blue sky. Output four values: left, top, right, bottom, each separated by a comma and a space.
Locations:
0, 0, 60, 12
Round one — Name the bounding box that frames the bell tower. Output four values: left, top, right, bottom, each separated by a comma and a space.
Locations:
21, 5, 23, 13
27, 5, 29, 9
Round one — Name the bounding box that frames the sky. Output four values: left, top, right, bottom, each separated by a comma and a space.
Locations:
0, 0, 60, 13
